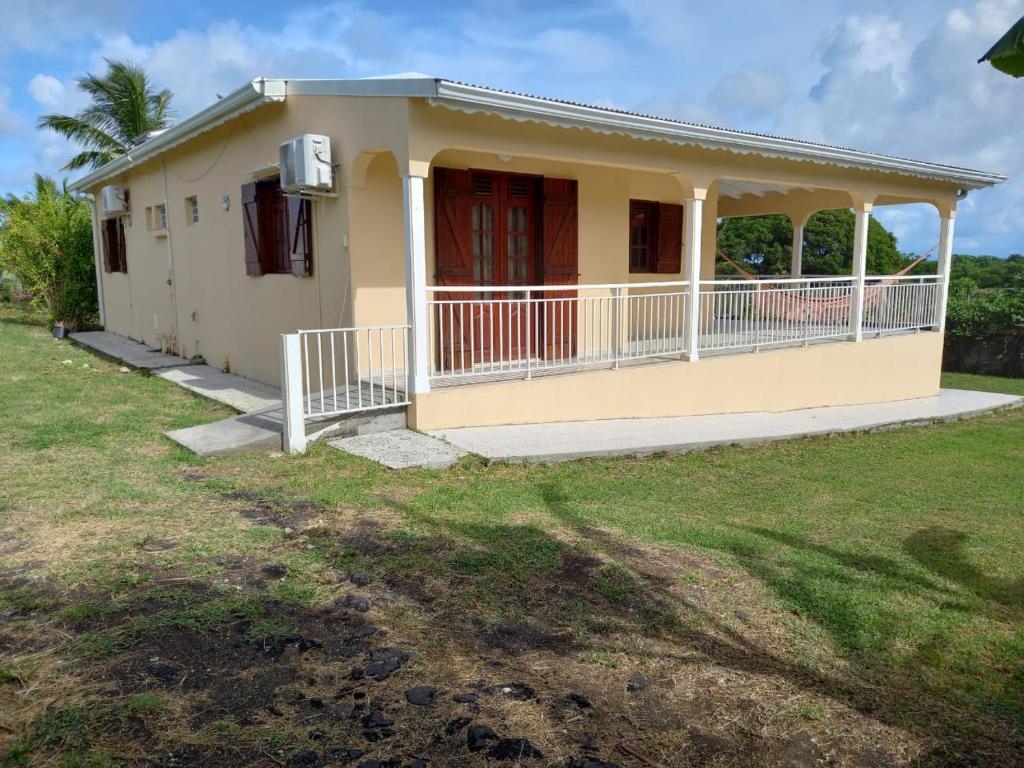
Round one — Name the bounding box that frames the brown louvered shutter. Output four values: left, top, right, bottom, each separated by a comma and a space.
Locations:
434, 167, 474, 286
541, 178, 578, 359
101, 219, 113, 273
116, 219, 128, 273
287, 196, 314, 277
655, 203, 683, 273
240, 182, 262, 276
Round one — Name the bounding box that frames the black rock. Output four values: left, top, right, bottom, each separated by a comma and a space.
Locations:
484, 682, 536, 701
341, 594, 371, 612
568, 693, 592, 709
409, 761, 427, 768
361, 710, 394, 729
309, 729, 326, 741
357, 761, 381, 768
335, 702, 353, 718
445, 716, 472, 735
290, 750, 318, 766
349, 667, 366, 681
563, 760, 623, 768
352, 624, 377, 638
489, 738, 543, 760
261, 563, 288, 579
308, 698, 324, 709
259, 633, 322, 658
365, 647, 411, 681
626, 672, 649, 693
362, 727, 394, 742
350, 570, 370, 586
405, 685, 437, 706
452, 692, 478, 704
467, 724, 498, 752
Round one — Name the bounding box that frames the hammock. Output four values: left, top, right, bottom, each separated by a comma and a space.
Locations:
715, 244, 937, 323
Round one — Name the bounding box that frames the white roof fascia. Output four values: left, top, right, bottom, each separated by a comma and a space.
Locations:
285, 76, 440, 98
429, 80, 1006, 190
69, 78, 287, 192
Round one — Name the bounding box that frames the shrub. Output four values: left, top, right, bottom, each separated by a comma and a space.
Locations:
0, 185, 97, 329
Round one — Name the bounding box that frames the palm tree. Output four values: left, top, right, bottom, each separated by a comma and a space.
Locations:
38, 59, 174, 171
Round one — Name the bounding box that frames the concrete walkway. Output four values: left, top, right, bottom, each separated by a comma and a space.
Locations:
70, 330, 280, 414
70, 331, 191, 369
429, 389, 1023, 463
154, 365, 280, 413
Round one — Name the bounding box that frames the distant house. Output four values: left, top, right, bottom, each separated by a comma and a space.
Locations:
70, 74, 1005, 451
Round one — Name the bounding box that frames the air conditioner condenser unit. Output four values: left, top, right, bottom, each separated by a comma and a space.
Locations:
280, 134, 333, 192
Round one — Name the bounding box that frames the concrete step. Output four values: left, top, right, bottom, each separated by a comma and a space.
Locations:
165, 405, 406, 457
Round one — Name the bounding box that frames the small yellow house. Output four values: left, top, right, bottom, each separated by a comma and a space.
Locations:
69, 75, 1006, 452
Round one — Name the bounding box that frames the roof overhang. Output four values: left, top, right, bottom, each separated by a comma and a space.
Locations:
68, 78, 287, 192
427, 80, 1006, 190
69, 74, 1006, 193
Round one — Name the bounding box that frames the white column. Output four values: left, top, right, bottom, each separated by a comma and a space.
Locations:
402, 173, 430, 395
936, 213, 956, 332
790, 223, 804, 277
280, 333, 307, 454
684, 196, 704, 361
849, 206, 871, 341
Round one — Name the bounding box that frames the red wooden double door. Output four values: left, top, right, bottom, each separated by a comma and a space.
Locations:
434, 167, 578, 369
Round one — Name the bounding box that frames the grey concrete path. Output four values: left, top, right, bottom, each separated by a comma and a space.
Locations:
70, 331, 191, 369
70, 330, 281, 414
430, 389, 1023, 463
155, 365, 280, 413
329, 429, 466, 469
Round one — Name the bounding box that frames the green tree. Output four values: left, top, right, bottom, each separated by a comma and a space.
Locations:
0, 178, 97, 328
717, 209, 907, 276
38, 59, 173, 171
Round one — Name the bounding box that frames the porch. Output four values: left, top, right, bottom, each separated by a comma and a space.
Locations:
279, 269, 945, 452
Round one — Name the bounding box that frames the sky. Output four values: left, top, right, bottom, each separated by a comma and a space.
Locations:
0, 0, 1022, 256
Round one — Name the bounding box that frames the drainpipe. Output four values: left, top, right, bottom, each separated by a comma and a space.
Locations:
160, 161, 181, 352
84, 194, 106, 327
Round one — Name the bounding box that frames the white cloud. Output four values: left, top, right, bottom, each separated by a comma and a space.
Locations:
710, 65, 789, 118
28, 74, 65, 109
771, 0, 1024, 254
0, 86, 22, 135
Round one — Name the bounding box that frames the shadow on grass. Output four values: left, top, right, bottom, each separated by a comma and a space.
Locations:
905, 525, 1024, 612
3, 484, 1023, 767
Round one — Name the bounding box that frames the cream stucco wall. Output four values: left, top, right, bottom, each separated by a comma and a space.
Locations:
409, 332, 944, 431
91, 95, 413, 385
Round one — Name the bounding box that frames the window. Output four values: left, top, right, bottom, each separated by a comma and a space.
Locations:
628, 199, 683, 274
185, 196, 199, 225
240, 175, 314, 277
629, 200, 658, 272
146, 204, 167, 231
101, 218, 128, 273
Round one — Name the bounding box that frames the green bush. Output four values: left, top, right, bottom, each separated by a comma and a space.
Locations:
0, 184, 97, 329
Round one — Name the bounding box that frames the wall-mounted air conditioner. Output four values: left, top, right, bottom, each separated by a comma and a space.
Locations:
280, 134, 333, 192
100, 185, 129, 216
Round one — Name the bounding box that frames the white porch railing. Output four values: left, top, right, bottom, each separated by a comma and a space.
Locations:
698, 276, 856, 352
426, 281, 690, 382
279, 274, 944, 453
279, 325, 411, 453
862, 275, 942, 335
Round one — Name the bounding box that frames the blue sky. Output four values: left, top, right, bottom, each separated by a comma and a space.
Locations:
1, 0, 1022, 256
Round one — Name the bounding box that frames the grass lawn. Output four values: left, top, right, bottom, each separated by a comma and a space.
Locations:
1, 301, 1022, 767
